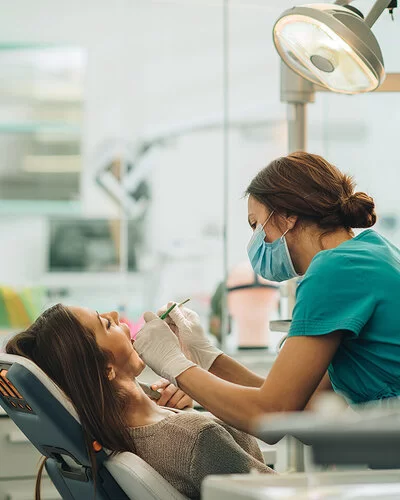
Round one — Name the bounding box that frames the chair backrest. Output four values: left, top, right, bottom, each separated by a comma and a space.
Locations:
0, 353, 187, 500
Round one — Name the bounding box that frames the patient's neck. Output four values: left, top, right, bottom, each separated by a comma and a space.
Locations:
115, 372, 172, 428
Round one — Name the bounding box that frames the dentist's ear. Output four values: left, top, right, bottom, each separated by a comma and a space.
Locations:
106, 366, 116, 381
286, 215, 298, 230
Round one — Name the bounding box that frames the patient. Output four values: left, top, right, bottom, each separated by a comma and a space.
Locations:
6, 304, 273, 499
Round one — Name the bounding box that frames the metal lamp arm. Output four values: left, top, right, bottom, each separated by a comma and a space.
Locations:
365, 0, 393, 26
334, 0, 394, 26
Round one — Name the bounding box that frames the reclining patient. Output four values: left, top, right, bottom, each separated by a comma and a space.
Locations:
6, 304, 273, 499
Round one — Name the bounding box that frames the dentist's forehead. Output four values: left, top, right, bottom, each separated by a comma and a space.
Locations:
248, 196, 269, 215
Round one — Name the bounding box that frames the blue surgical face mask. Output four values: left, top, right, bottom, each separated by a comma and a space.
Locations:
247, 211, 299, 282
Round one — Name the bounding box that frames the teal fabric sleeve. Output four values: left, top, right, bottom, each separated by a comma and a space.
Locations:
288, 251, 376, 338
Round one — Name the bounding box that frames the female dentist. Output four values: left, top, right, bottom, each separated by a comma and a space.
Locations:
134, 151, 400, 434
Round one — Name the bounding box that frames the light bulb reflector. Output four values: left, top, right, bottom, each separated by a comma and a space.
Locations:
274, 14, 381, 94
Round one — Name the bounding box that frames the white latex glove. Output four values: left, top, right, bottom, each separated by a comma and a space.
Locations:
133, 311, 196, 386
160, 304, 223, 371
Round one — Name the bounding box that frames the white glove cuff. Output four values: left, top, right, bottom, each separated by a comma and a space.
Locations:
189, 346, 223, 371
161, 355, 196, 386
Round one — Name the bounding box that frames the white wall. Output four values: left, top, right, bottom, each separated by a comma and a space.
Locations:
0, 0, 286, 304
0, 217, 48, 286
0, 0, 399, 307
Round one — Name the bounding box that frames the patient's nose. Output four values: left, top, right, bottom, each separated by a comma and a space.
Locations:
109, 310, 120, 323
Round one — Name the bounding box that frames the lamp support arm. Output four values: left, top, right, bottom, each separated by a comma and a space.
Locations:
335, 0, 393, 26
365, 0, 393, 26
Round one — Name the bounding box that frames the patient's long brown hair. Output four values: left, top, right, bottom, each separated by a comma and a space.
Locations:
6, 303, 136, 498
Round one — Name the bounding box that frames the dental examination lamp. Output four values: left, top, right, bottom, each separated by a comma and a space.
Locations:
273, 1, 396, 94
273, 0, 400, 154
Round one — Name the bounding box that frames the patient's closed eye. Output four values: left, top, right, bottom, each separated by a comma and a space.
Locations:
97, 312, 112, 330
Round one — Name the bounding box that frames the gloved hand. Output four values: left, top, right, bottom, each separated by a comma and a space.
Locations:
133, 311, 196, 386
159, 304, 223, 371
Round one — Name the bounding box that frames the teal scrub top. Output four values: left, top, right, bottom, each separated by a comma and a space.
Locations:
288, 229, 400, 404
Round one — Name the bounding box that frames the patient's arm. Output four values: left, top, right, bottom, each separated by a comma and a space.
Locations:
209, 354, 264, 387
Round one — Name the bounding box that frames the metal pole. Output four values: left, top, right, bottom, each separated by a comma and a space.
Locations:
286, 103, 306, 316
281, 62, 315, 473
281, 62, 315, 320
281, 64, 315, 156
287, 103, 307, 153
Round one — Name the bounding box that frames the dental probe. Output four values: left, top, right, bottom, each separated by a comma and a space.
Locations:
159, 298, 191, 320
131, 299, 191, 342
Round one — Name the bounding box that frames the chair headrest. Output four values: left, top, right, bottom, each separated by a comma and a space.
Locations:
0, 352, 79, 420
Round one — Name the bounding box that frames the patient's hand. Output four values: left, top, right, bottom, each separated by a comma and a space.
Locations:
150, 378, 194, 410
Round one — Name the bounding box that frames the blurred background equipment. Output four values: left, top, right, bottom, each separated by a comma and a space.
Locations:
226, 262, 280, 349
49, 218, 144, 272
209, 263, 280, 349
0, 286, 45, 332
0, 45, 84, 207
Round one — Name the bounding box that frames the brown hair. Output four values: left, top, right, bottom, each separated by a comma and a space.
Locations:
246, 151, 376, 230
6, 303, 136, 498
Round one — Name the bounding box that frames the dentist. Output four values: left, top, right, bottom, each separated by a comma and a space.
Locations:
134, 151, 400, 434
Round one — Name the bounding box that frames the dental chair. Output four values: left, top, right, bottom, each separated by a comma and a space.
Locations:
0, 353, 187, 500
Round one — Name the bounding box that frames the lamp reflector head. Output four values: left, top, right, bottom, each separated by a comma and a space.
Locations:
273, 4, 385, 94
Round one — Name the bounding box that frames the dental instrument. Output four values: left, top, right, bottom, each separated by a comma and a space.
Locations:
159, 298, 191, 320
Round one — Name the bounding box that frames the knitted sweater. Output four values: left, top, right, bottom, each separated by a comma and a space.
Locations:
128, 409, 273, 499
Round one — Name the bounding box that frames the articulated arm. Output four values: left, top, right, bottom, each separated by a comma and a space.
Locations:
334, 0, 394, 27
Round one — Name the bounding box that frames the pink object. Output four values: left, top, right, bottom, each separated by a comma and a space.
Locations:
226, 262, 280, 348
127, 315, 145, 340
